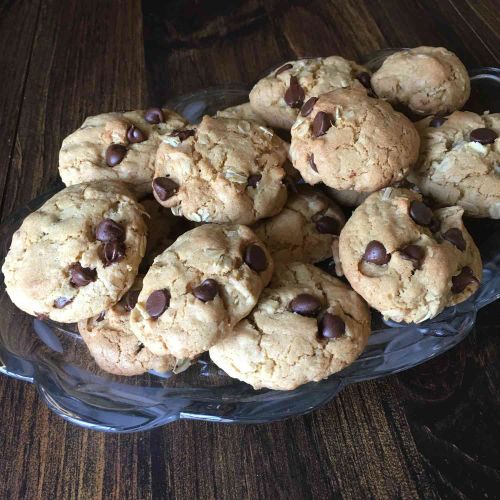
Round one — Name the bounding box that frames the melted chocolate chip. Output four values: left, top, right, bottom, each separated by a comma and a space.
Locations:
96, 219, 125, 242
152, 177, 179, 201
409, 201, 433, 226
312, 112, 332, 138
105, 144, 127, 167
362, 241, 390, 265
470, 128, 497, 145
127, 125, 147, 143
300, 97, 318, 117
146, 289, 170, 318
442, 228, 466, 251
69, 263, 97, 287
289, 294, 322, 317
120, 289, 140, 311
319, 313, 345, 339
144, 107, 164, 124
430, 115, 447, 128
400, 245, 425, 267
247, 174, 262, 188
308, 153, 317, 172
451, 267, 479, 293
356, 72, 372, 89
170, 129, 195, 141
244, 244, 268, 272
101, 240, 126, 266
275, 63, 293, 76
284, 76, 305, 108
315, 216, 339, 235
54, 296, 73, 309
192, 279, 219, 302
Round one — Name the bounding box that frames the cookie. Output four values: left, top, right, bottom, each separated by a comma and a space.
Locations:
409, 111, 500, 218
130, 224, 274, 359
153, 115, 288, 224
249, 56, 369, 130
209, 262, 371, 391
2, 181, 147, 323
59, 108, 188, 195
324, 187, 371, 207
254, 185, 345, 264
290, 88, 420, 191
78, 277, 177, 376
338, 188, 482, 323
371, 47, 470, 116
215, 102, 267, 124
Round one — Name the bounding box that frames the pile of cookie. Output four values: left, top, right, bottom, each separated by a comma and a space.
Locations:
3, 47, 498, 391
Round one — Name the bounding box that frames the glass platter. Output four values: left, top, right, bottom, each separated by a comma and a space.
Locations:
0, 52, 499, 432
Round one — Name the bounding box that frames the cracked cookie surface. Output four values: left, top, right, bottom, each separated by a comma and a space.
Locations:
153, 115, 288, 224
3, 181, 147, 323
290, 88, 420, 191
209, 262, 370, 390
409, 111, 500, 218
371, 46, 470, 116
129, 224, 273, 359
59, 108, 187, 196
254, 185, 345, 263
338, 188, 482, 323
78, 276, 176, 376
249, 56, 369, 130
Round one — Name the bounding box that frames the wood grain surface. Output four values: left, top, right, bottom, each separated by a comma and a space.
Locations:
0, 0, 499, 498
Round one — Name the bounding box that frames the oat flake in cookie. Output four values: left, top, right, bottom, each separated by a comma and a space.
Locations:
249, 56, 369, 130
290, 88, 420, 192
338, 188, 482, 324
2, 181, 147, 323
59, 108, 187, 196
129, 224, 273, 360
209, 262, 371, 391
153, 115, 289, 225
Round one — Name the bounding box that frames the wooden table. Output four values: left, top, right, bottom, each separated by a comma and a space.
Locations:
1, 1, 499, 498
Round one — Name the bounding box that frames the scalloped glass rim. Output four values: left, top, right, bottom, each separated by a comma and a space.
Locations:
0, 56, 499, 432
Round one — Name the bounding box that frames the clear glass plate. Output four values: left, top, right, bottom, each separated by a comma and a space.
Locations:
0, 54, 499, 432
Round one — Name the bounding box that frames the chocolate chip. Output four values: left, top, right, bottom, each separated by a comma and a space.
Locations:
247, 174, 262, 188
308, 153, 317, 172
120, 289, 140, 311
69, 263, 97, 287
442, 228, 466, 251
244, 244, 268, 272
399, 245, 425, 267
170, 129, 195, 141
105, 144, 127, 167
300, 97, 318, 117
96, 219, 125, 242
409, 201, 433, 226
315, 216, 339, 235
362, 241, 390, 265
451, 267, 479, 293
153, 177, 179, 201
289, 294, 322, 317
146, 289, 170, 318
429, 217, 441, 233
430, 115, 447, 128
282, 174, 298, 193
192, 279, 219, 302
312, 112, 332, 138
54, 296, 73, 309
96, 311, 106, 322
319, 313, 345, 339
101, 240, 126, 266
127, 125, 147, 143
275, 63, 293, 77
470, 128, 497, 145
357, 72, 372, 89
144, 107, 164, 124
284, 76, 305, 109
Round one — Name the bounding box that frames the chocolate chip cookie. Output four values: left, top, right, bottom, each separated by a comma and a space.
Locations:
209, 262, 371, 390
409, 111, 500, 218
129, 224, 273, 359
153, 115, 289, 224
290, 88, 420, 192
338, 188, 482, 323
215, 102, 267, 124
371, 46, 470, 116
254, 185, 345, 263
249, 56, 369, 130
59, 108, 188, 195
3, 181, 147, 323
